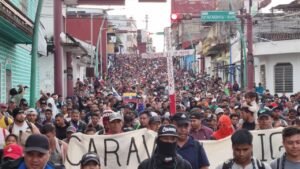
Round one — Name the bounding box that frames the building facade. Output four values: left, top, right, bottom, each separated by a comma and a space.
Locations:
0, 0, 40, 103
40, 1, 95, 97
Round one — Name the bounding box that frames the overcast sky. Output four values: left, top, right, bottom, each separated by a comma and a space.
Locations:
83, 0, 171, 52
82, 0, 295, 52
261, 0, 294, 12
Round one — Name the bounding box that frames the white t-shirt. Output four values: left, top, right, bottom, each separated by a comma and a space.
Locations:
12, 122, 29, 137
215, 158, 272, 169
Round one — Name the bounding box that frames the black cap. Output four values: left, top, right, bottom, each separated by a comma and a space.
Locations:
158, 124, 178, 137
258, 109, 272, 119
123, 102, 136, 110
24, 134, 50, 153
189, 112, 205, 120
234, 104, 241, 110
81, 152, 100, 166
172, 113, 190, 125
273, 105, 283, 111
12, 108, 25, 118
206, 114, 217, 121
149, 116, 161, 124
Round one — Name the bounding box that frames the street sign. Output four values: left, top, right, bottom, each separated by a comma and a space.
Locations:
201, 11, 236, 22
141, 49, 195, 59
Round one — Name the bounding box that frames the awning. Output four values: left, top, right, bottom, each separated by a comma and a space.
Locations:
0, 0, 33, 43
61, 33, 95, 64
61, 33, 88, 55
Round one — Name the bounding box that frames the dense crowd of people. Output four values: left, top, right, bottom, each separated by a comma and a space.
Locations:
0, 54, 299, 169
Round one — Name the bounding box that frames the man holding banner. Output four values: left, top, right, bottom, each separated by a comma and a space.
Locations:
172, 113, 210, 169
216, 129, 271, 169
270, 126, 300, 169
138, 125, 192, 169
80, 152, 101, 169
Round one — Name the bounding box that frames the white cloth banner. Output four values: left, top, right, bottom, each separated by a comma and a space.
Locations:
202, 127, 284, 169
65, 128, 157, 169
65, 128, 284, 169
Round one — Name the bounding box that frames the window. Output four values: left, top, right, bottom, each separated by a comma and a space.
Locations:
260, 65, 266, 88
274, 63, 293, 93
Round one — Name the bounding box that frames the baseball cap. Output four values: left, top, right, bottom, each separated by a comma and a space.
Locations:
81, 152, 100, 166
273, 105, 283, 111
124, 102, 136, 110
215, 108, 224, 115
234, 105, 241, 110
24, 134, 50, 154
45, 107, 52, 111
157, 124, 178, 138
66, 126, 77, 133
21, 100, 28, 106
25, 108, 38, 115
149, 116, 161, 124
189, 107, 202, 114
0, 103, 7, 108
172, 113, 190, 125
258, 109, 272, 119
206, 93, 213, 99
190, 112, 205, 120
3, 144, 23, 160
206, 114, 217, 121
12, 108, 25, 118
109, 112, 123, 122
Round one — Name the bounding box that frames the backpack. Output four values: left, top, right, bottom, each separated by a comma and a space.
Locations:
222, 158, 265, 169
275, 154, 286, 169
8, 121, 34, 146
4, 116, 10, 127
8, 121, 33, 133
193, 140, 204, 169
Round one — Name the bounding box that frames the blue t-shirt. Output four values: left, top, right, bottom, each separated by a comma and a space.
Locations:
177, 136, 210, 169
256, 86, 264, 95
18, 161, 54, 169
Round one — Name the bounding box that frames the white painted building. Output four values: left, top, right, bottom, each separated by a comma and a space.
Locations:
254, 39, 300, 95
108, 15, 137, 54
40, 0, 94, 96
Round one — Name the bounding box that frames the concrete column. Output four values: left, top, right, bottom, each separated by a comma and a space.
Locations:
66, 52, 73, 97
54, 0, 63, 95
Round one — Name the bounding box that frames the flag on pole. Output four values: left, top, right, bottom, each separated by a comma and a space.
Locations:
112, 87, 122, 101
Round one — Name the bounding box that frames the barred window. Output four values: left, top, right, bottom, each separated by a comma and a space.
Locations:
274, 63, 293, 93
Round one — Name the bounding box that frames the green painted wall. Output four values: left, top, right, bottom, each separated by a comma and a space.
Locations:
0, 37, 39, 104
9, 0, 37, 21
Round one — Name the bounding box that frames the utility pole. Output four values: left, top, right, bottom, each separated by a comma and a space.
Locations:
30, 0, 44, 107
247, 0, 254, 91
